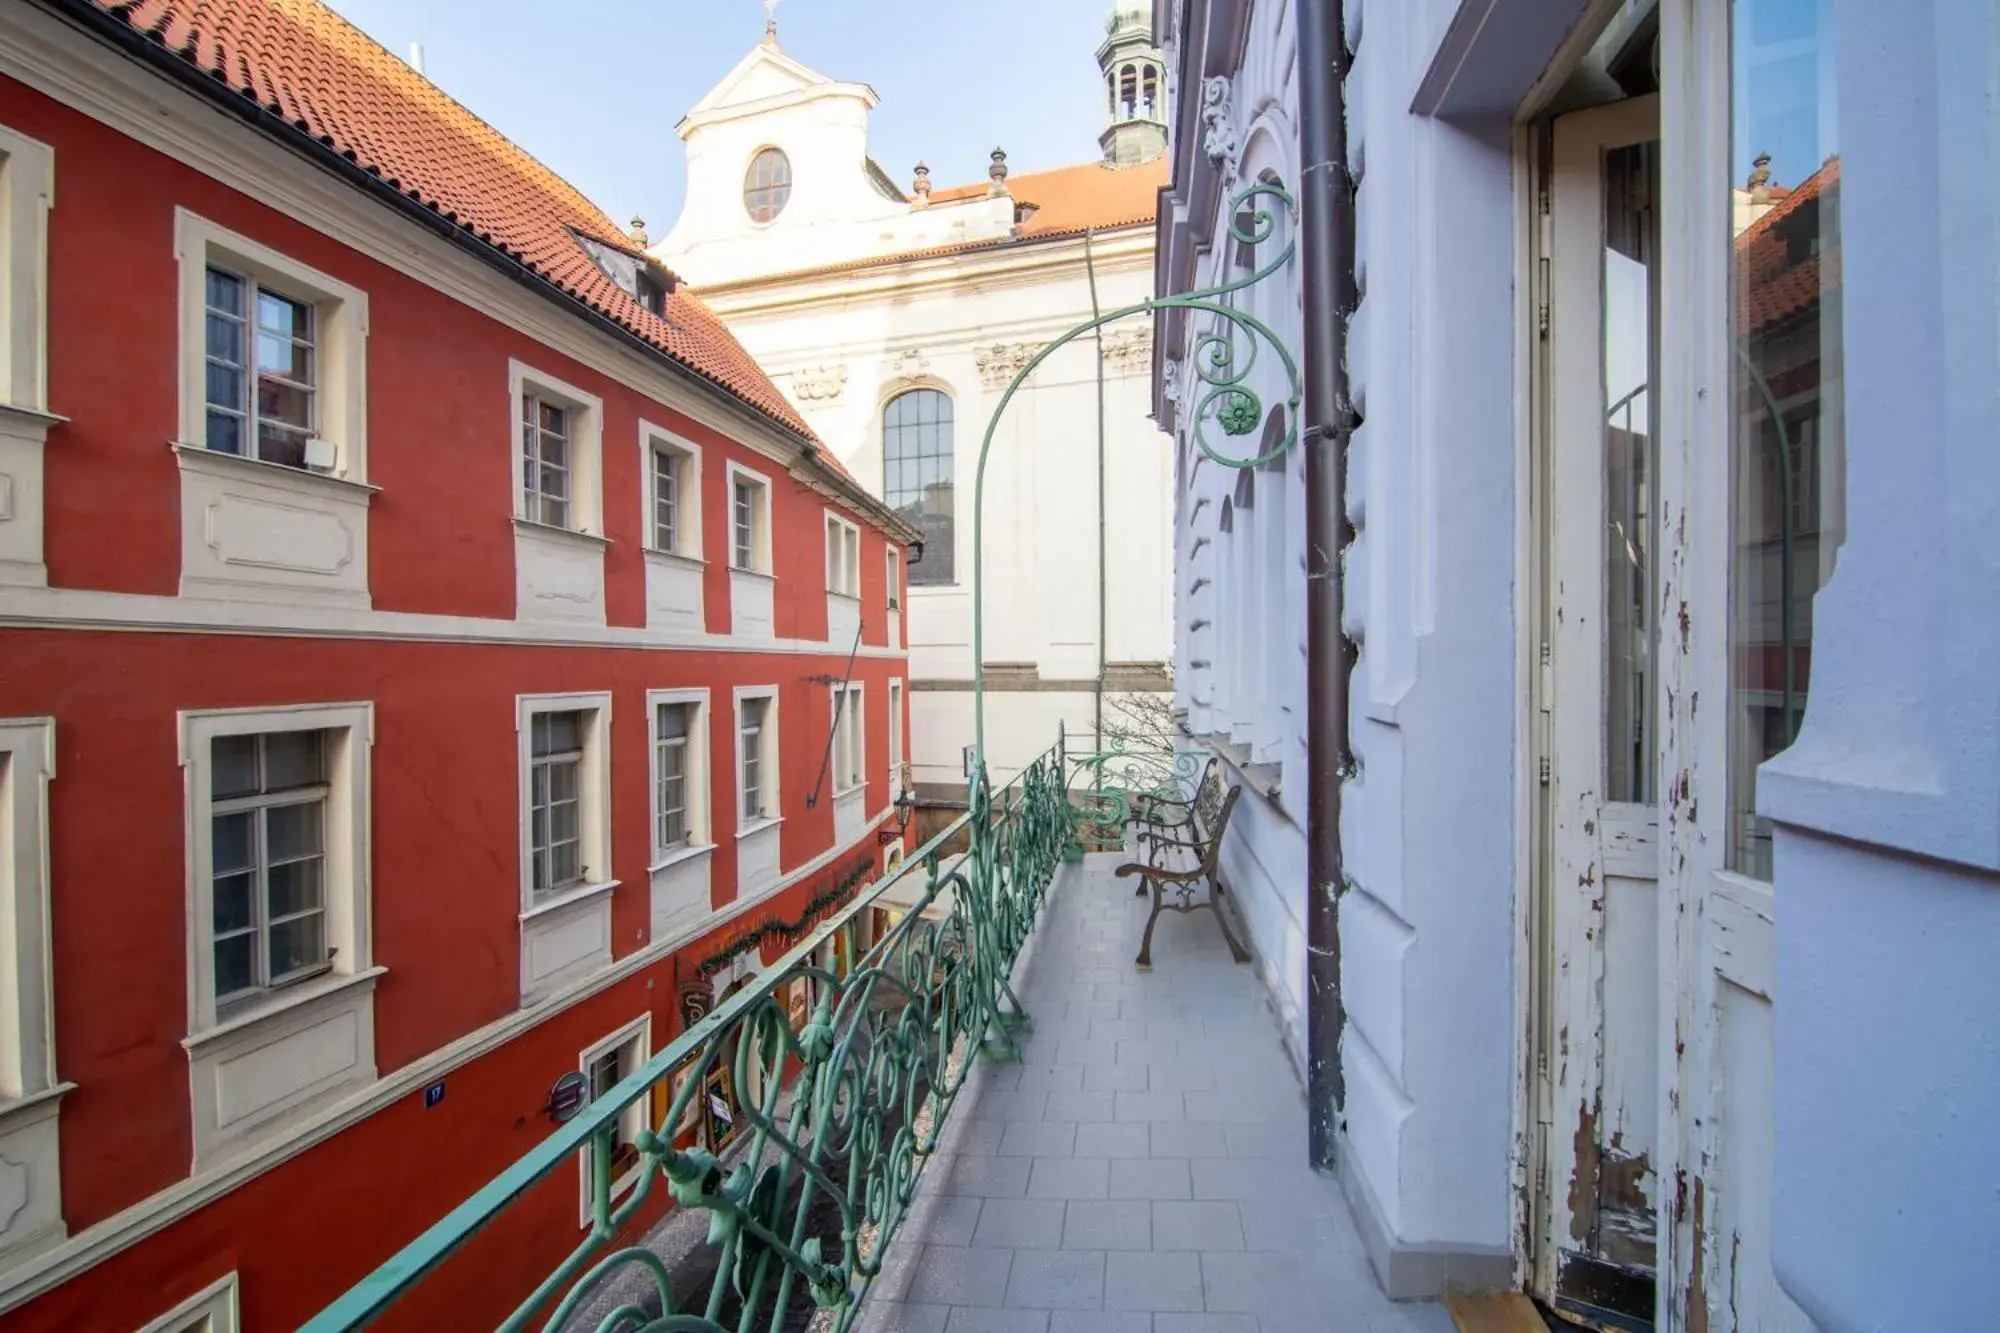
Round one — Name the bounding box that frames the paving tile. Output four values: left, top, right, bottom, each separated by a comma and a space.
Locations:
1221, 1122, 1287, 1159
1062, 1200, 1152, 1251
1045, 1092, 1119, 1122
1006, 1249, 1106, 1309
1028, 1157, 1110, 1200
1103, 1252, 1206, 1312
1000, 1121, 1080, 1157
1199, 1251, 1312, 1314
1148, 1122, 1232, 1159
1146, 1063, 1218, 1093
1114, 1091, 1185, 1123
1049, 1312, 1152, 1333
1088, 1019, 1150, 1042
1150, 1201, 1243, 1252
1020, 1064, 1089, 1092
1116, 1039, 1181, 1065
907, 1246, 1015, 1307
1181, 1091, 1277, 1124
1053, 1038, 1121, 1067
974, 1198, 1068, 1248
859, 1303, 952, 1333
1153, 1316, 1259, 1333
909, 1194, 984, 1247
1083, 1063, 1150, 1093
938, 1156, 1034, 1199
944, 1308, 1051, 1333
1108, 1157, 1192, 1200
1074, 1122, 1151, 1159
975, 1091, 1052, 1122
949, 1120, 1012, 1157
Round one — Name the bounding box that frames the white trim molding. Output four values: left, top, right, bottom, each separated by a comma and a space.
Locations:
640, 420, 706, 634
727, 460, 777, 639
511, 360, 608, 627
646, 688, 716, 942
0, 717, 65, 1267
734, 685, 782, 895
516, 692, 615, 1005
139, 1271, 239, 1333
0, 122, 54, 415
176, 701, 378, 1167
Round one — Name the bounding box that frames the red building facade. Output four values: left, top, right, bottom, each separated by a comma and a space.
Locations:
0, 1, 915, 1327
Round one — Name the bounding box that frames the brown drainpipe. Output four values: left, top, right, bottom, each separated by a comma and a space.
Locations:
1296, 0, 1357, 1170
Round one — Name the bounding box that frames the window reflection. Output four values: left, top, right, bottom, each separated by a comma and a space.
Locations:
1729, 0, 1843, 878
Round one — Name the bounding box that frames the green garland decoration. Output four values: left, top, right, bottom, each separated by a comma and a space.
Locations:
695, 852, 879, 980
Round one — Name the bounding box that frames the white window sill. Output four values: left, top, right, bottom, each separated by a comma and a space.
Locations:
736, 816, 785, 840
644, 547, 707, 569
649, 842, 717, 875
513, 517, 611, 549
170, 439, 379, 498
730, 565, 777, 582
0, 1082, 74, 1127
0, 403, 67, 433
519, 878, 620, 924
182, 966, 387, 1054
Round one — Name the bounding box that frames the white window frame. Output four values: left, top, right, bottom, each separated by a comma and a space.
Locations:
886, 546, 901, 611
831, 682, 866, 795
577, 1013, 652, 1225
640, 421, 703, 562
179, 703, 376, 1036
647, 689, 712, 865
139, 1273, 240, 1333
825, 510, 861, 597
509, 360, 605, 537
515, 693, 615, 914
174, 209, 369, 481
734, 686, 781, 829
0, 122, 55, 413
726, 461, 774, 575
0, 718, 56, 1105
887, 679, 905, 799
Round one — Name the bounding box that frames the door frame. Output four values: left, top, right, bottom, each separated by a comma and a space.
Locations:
1529, 91, 1665, 1320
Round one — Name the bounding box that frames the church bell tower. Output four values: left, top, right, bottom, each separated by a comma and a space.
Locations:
1098, 3, 1168, 165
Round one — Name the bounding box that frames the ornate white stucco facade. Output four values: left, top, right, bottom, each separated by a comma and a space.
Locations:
657, 18, 1175, 799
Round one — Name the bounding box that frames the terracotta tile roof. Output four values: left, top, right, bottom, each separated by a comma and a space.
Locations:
933, 157, 1169, 237
702, 156, 1167, 290
1737, 158, 1841, 336
65, 0, 818, 443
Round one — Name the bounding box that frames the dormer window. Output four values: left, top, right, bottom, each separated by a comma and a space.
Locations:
745, 148, 793, 223
636, 268, 668, 317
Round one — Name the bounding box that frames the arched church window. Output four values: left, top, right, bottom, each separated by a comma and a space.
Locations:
1142, 67, 1159, 119
743, 148, 793, 223
1108, 72, 1119, 117
1120, 65, 1139, 119
884, 389, 955, 585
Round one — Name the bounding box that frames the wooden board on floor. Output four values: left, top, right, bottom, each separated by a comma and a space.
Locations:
1448, 1291, 1551, 1333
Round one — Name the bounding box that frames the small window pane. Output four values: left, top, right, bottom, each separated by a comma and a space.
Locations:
256, 289, 313, 341
205, 410, 244, 456
258, 423, 311, 469
213, 870, 255, 934
266, 855, 324, 919
263, 731, 325, 790
535, 711, 584, 756
215, 934, 256, 999
267, 913, 325, 980
206, 267, 245, 314
658, 703, 688, 741
205, 362, 244, 412
207, 313, 245, 367
266, 800, 324, 862
212, 735, 260, 798
257, 332, 313, 383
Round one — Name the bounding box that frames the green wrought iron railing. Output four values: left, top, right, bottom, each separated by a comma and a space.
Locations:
302, 736, 1074, 1333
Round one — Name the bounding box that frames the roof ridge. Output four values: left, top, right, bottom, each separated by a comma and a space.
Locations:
274, 0, 625, 238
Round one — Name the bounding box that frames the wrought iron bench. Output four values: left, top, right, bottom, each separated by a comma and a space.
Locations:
1128, 754, 1220, 862
1115, 773, 1253, 969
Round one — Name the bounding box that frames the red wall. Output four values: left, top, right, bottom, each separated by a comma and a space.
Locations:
0, 69, 915, 1330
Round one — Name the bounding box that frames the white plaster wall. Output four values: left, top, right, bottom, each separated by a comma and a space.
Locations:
1764, 1, 2000, 1325
1337, 0, 1519, 1258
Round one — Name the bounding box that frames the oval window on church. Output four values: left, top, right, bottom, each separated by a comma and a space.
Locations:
744, 147, 792, 223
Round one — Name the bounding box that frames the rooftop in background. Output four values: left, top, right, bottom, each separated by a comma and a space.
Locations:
62, 0, 816, 443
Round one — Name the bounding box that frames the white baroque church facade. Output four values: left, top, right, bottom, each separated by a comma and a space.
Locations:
655, 5, 1174, 808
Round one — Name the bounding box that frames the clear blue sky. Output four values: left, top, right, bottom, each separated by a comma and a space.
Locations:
326, 0, 1122, 236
